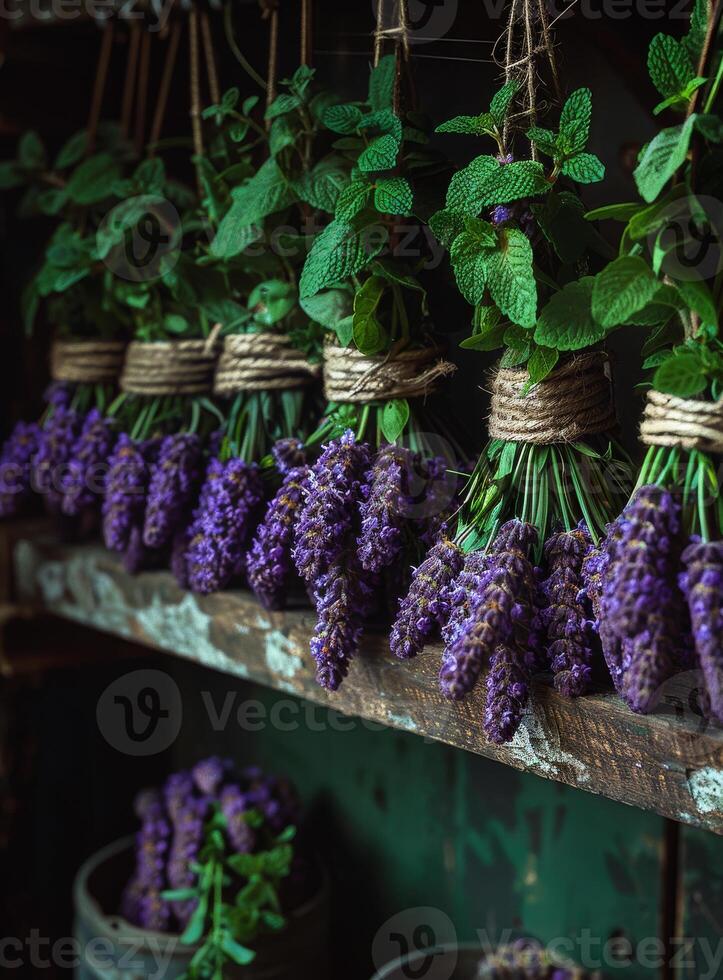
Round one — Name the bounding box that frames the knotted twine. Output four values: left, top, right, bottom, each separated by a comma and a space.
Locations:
120, 339, 219, 396
640, 390, 723, 454
488, 352, 617, 445
323, 341, 456, 404
213, 333, 321, 395
50, 340, 127, 385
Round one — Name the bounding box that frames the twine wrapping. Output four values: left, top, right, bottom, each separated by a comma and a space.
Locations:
640, 390, 723, 453
120, 339, 219, 396
213, 333, 321, 395
323, 342, 456, 404
488, 352, 617, 444
50, 340, 127, 385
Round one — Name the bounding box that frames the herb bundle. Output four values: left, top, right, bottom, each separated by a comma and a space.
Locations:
121, 758, 305, 979
583, 0, 723, 718
391, 44, 632, 741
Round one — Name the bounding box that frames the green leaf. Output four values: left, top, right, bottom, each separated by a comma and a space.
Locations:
683, 0, 709, 62
300, 289, 351, 330
0, 161, 22, 189
561, 152, 605, 183
300, 217, 387, 298
264, 93, 301, 120
476, 160, 549, 207
220, 935, 256, 967
694, 113, 723, 142
486, 227, 537, 328
450, 236, 488, 307
648, 33, 695, 100
358, 134, 399, 173
654, 77, 708, 115
360, 109, 403, 142
585, 202, 641, 222
436, 113, 495, 135
180, 894, 208, 945
323, 103, 363, 134
428, 208, 465, 248
558, 88, 592, 155
634, 115, 696, 203
381, 399, 410, 443
675, 278, 718, 327
591, 255, 659, 327
460, 320, 506, 351
535, 278, 607, 351
526, 127, 558, 157
249, 280, 296, 327
352, 275, 386, 354
445, 155, 499, 215
212, 159, 294, 258
653, 350, 707, 396
163, 313, 190, 335
54, 130, 87, 170
374, 176, 412, 215
368, 55, 395, 110
269, 116, 297, 156
18, 131, 46, 170
293, 156, 348, 213
489, 80, 520, 128
66, 153, 121, 204
335, 180, 371, 221
161, 887, 199, 901
527, 345, 560, 385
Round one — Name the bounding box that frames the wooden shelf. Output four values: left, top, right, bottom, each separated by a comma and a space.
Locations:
11, 534, 723, 835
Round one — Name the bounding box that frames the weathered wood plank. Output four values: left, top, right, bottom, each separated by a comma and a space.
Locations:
12, 535, 723, 834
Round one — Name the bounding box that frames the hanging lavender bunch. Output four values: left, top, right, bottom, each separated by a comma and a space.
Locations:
293, 430, 371, 585
247, 465, 310, 610
185, 457, 264, 594
102, 436, 158, 552
356, 445, 414, 573
121, 790, 171, 932
540, 525, 596, 698
143, 433, 202, 550
390, 532, 464, 660
32, 388, 82, 514
310, 556, 378, 691
440, 521, 540, 744
680, 539, 723, 723
166, 795, 208, 928
0, 421, 41, 518
581, 535, 627, 695
61, 408, 116, 517
192, 756, 229, 796
602, 486, 683, 713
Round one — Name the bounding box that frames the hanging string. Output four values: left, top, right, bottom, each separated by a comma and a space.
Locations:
200, 10, 221, 106
86, 23, 115, 155
300, 0, 313, 66
189, 7, 204, 182
121, 23, 141, 141
262, 0, 280, 111
134, 30, 152, 154
373, 0, 413, 111
149, 19, 182, 154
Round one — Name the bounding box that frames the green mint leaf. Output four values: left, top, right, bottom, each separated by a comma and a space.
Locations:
359, 109, 403, 142
323, 103, 363, 134
450, 233, 489, 306
300, 217, 387, 297
293, 156, 348, 213
374, 176, 413, 215
54, 131, 87, 170
534, 278, 607, 350
526, 127, 558, 157
220, 935, 256, 967
428, 208, 465, 248
648, 33, 696, 100
289, 64, 315, 98
558, 88, 592, 156
634, 115, 696, 203
675, 278, 718, 327
527, 345, 560, 385
561, 152, 605, 183
591, 255, 659, 327
476, 160, 549, 207
486, 227, 537, 327
368, 54, 395, 110
381, 398, 410, 443
436, 112, 495, 136
358, 133, 399, 173
501, 344, 531, 368
653, 350, 707, 396
352, 277, 387, 354
445, 154, 500, 215
264, 93, 301, 121
18, 130, 46, 170
334, 314, 354, 346
585, 202, 641, 222
489, 80, 520, 128
299, 288, 352, 330
66, 153, 121, 205
268, 117, 297, 156
460, 310, 506, 351
653, 77, 708, 115
180, 894, 208, 945
335, 180, 371, 221
694, 113, 723, 142
683, 0, 709, 62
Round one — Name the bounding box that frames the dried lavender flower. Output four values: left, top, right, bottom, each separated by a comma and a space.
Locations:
143, 433, 202, 550
356, 445, 413, 573
61, 409, 116, 517
0, 421, 41, 518
220, 784, 256, 854
680, 538, 723, 722
32, 400, 81, 514
103, 436, 158, 552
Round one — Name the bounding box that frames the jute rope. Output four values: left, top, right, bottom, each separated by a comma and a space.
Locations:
323, 342, 456, 404
120, 339, 219, 396
51, 340, 127, 385
640, 390, 723, 453
214, 334, 321, 395
488, 352, 617, 444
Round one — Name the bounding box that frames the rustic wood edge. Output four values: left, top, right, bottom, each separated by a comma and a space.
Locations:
10, 533, 723, 835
